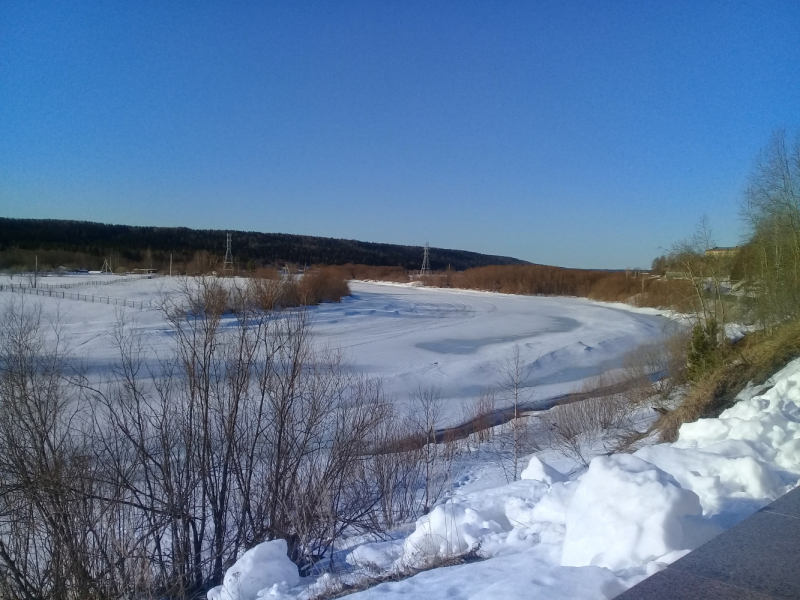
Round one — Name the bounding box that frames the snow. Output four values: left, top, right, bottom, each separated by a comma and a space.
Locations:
207, 539, 299, 600
336, 357, 800, 600
520, 455, 568, 484
0, 276, 672, 424
402, 502, 507, 560
307, 282, 672, 422
561, 454, 703, 570
4, 275, 798, 599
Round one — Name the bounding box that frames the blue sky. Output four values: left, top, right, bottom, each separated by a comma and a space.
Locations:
2, 1, 798, 268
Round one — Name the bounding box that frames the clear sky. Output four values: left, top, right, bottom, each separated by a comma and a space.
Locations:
2, 1, 798, 268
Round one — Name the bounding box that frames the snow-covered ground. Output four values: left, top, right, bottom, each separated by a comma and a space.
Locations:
4, 274, 798, 600
0, 276, 672, 424
314, 282, 672, 423
216, 357, 800, 600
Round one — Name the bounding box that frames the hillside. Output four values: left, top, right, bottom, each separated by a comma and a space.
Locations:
0, 218, 527, 272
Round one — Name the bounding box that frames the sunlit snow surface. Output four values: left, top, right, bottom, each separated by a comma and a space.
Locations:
0, 276, 672, 424
5, 275, 798, 600
327, 361, 800, 600
209, 357, 800, 600
313, 281, 671, 422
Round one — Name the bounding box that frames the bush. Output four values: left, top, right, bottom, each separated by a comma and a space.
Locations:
297, 267, 351, 305
686, 319, 722, 382
540, 394, 631, 466
0, 290, 447, 599
654, 318, 800, 442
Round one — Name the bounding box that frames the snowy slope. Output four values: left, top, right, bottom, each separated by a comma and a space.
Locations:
210, 356, 800, 600
9, 275, 797, 600
327, 358, 800, 600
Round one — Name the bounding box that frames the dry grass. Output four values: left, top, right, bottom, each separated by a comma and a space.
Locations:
461, 390, 497, 443
309, 546, 483, 600
653, 318, 800, 442
330, 263, 410, 283
417, 264, 693, 309
247, 266, 351, 309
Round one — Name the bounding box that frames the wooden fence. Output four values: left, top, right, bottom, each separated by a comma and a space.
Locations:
3, 274, 160, 290
0, 285, 153, 310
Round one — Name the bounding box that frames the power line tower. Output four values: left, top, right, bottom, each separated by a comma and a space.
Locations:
420, 242, 432, 276
223, 233, 234, 272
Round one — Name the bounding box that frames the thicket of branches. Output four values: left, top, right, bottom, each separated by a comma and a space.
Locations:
245, 267, 351, 307
740, 130, 800, 327
0, 284, 453, 600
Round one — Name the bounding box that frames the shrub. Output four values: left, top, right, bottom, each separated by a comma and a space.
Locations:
686, 319, 722, 382
654, 318, 800, 442
297, 267, 351, 305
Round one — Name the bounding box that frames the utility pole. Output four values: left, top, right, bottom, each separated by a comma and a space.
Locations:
34, 255, 37, 288
170, 253, 173, 277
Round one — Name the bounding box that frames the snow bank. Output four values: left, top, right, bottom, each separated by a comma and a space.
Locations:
385, 479, 554, 564
346, 538, 405, 571
206, 540, 299, 600
402, 502, 505, 559
344, 358, 800, 600
520, 455, 568, 484
561, 454, 701, 570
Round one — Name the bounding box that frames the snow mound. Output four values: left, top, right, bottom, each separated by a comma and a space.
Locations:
346, 538, 405, 571
206, 540, 299, 600
674, 386, 800, 474
402, 502, 505, 560
323, 357, 800, 600
561, 454, 702, 570
634, 444, 782, 516
520, 456, 567, 484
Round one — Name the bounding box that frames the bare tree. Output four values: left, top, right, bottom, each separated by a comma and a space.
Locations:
0, 280, 457, 598
742, 130, 800, 326
408, 387, 452, 514
670, 216, 734, 332
618, 328, 690, 412
0, 296, 104, 599
494, 345, 535, 481
462, 388, 496, 444
540, 393, 630, 467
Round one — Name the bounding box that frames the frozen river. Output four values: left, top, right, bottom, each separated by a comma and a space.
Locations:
0, 276, 672, 425
311, 282, 671, 421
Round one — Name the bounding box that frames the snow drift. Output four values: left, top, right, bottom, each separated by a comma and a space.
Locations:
207, 540, 299, 600
342, 357, 800, 599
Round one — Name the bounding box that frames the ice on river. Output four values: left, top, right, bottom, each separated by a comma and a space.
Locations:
0, 276, 672, 425
312, 281, 671, 422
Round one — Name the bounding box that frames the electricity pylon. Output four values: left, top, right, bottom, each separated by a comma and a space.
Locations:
420, 242, 432, 276
223, 233, 234, 271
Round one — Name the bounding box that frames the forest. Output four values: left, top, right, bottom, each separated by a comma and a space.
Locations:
0, 218, 526, 272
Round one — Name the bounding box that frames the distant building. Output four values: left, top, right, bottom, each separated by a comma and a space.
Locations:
705, 247, 739, 258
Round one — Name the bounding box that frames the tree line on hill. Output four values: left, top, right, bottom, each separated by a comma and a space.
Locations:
0, 218, 526, 273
